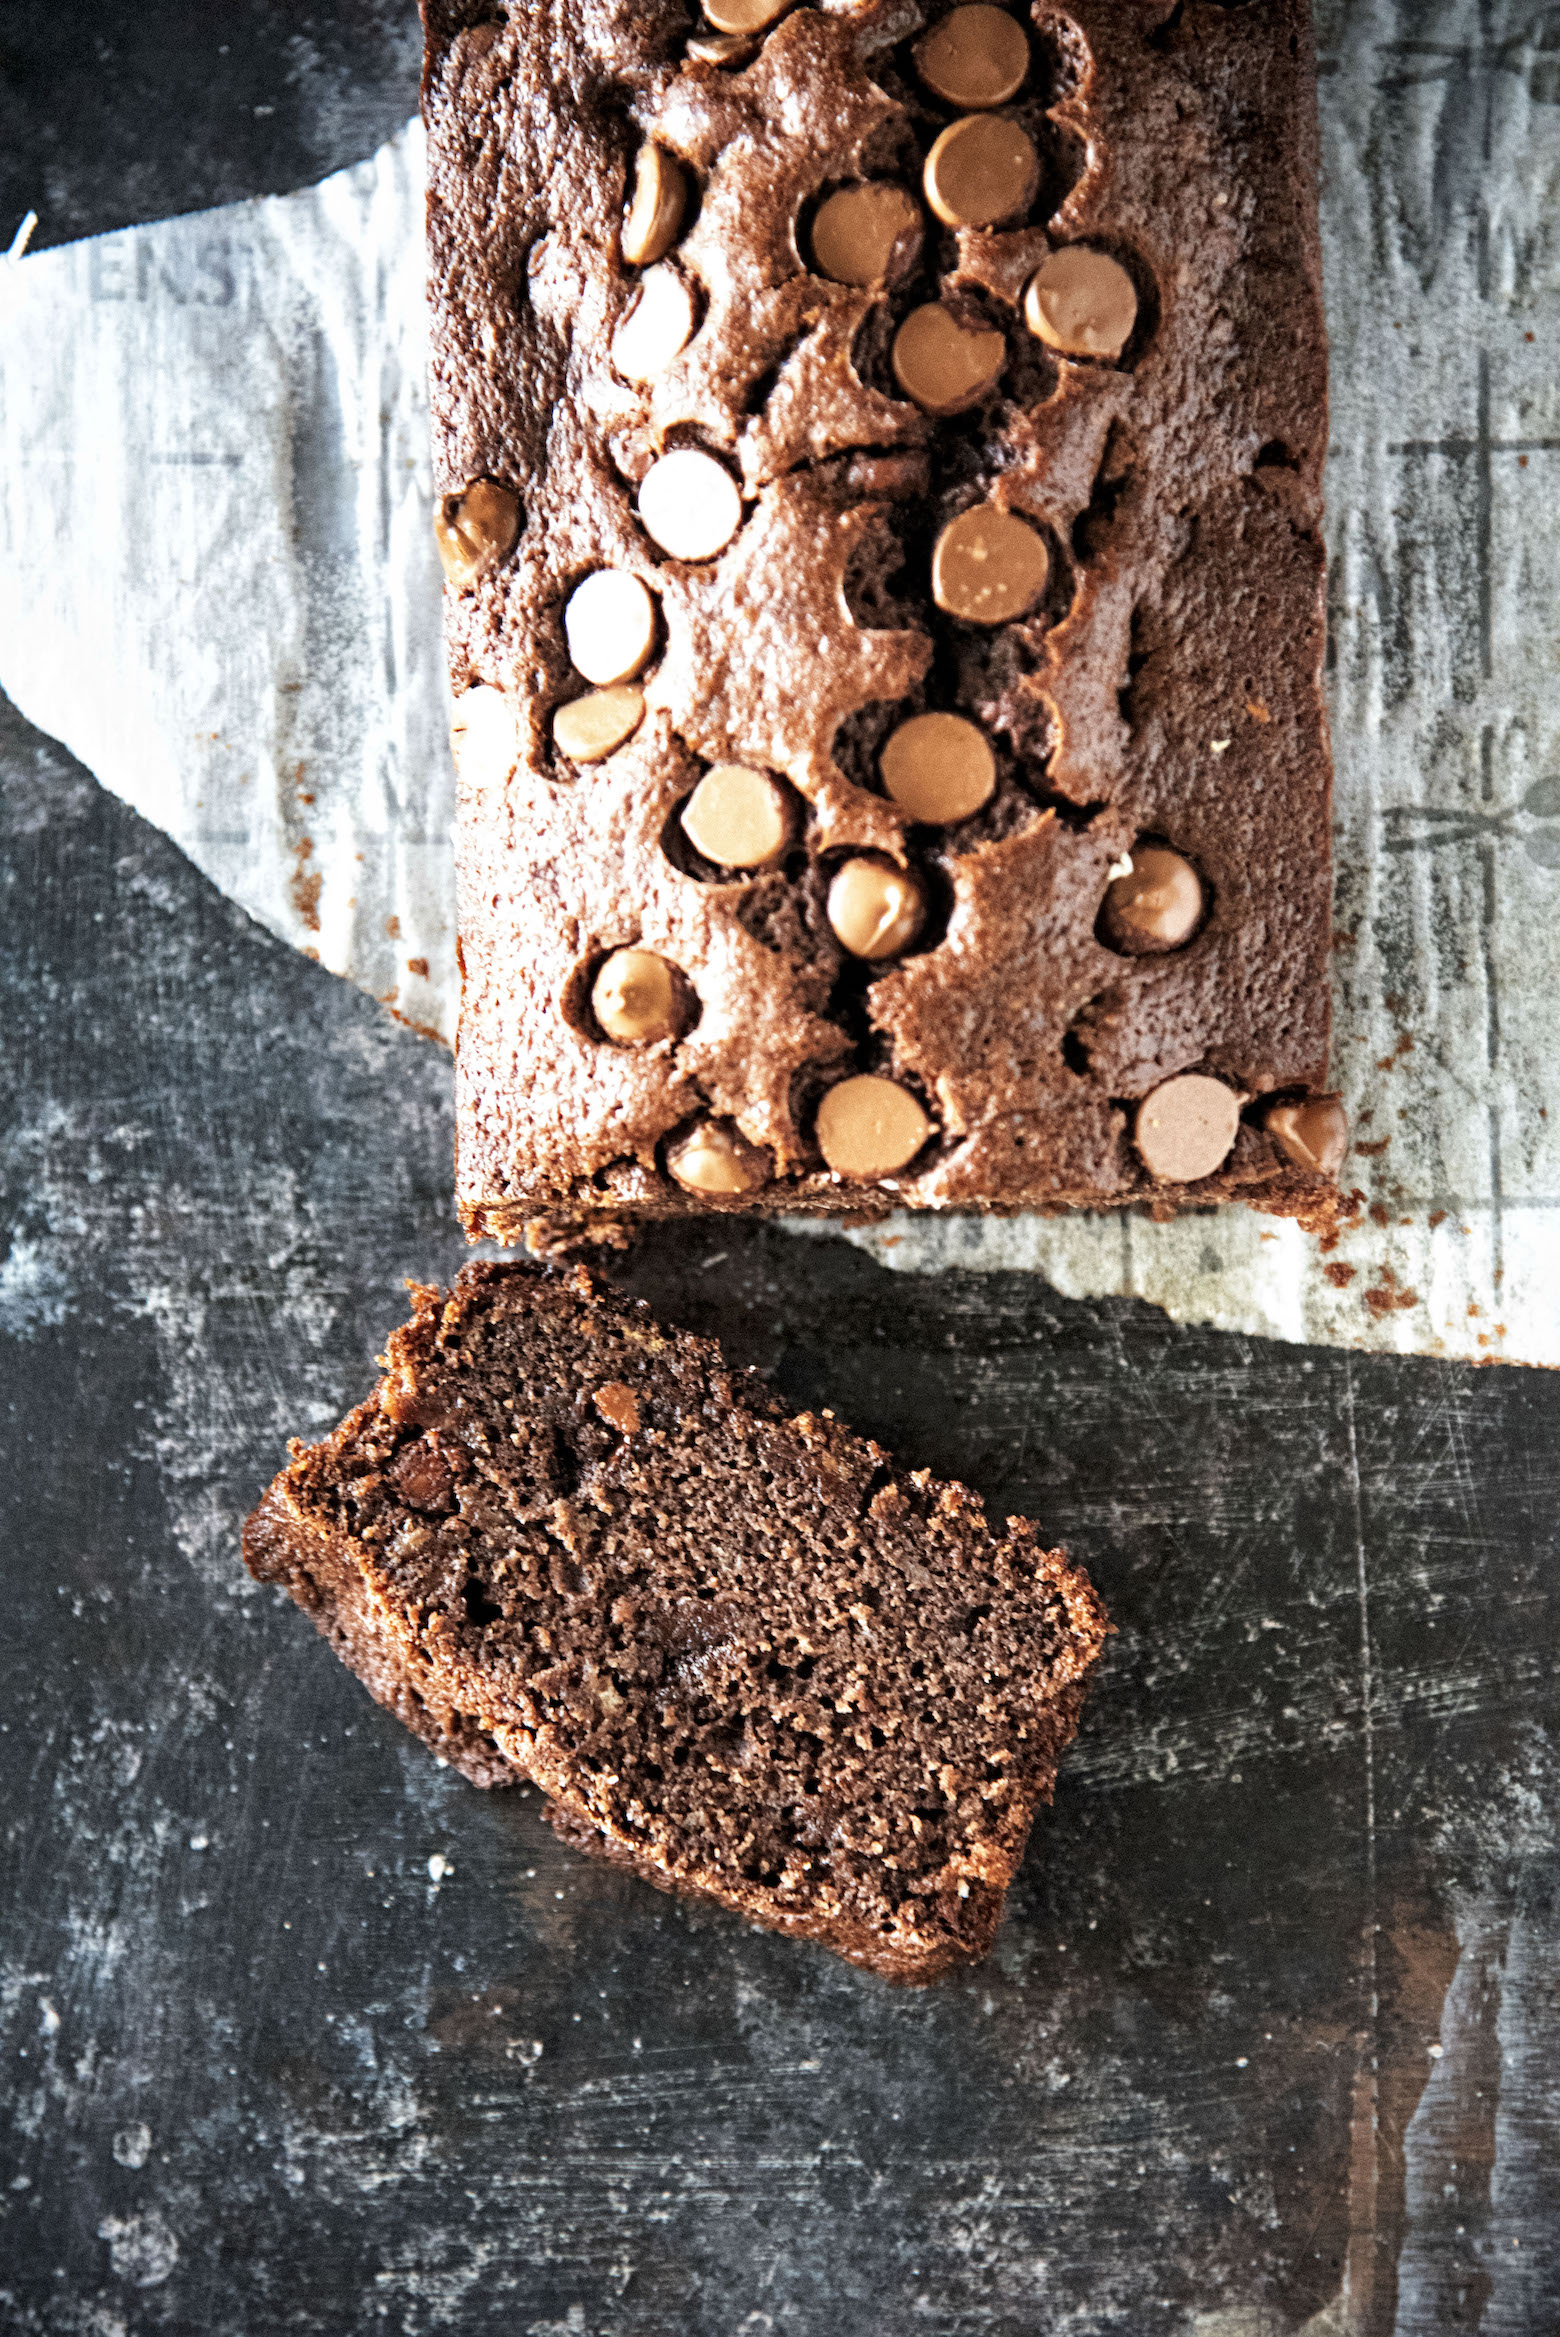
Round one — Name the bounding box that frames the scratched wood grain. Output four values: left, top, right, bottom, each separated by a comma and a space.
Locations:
1, 7, 1558, 2335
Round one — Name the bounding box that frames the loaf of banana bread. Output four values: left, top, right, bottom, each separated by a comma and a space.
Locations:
427, 0, 1345, 1237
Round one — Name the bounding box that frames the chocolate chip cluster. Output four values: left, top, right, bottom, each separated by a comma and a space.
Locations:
437, 2, 1346, 1201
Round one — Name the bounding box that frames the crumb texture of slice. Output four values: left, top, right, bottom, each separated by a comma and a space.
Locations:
244, 1263, 1109, 1982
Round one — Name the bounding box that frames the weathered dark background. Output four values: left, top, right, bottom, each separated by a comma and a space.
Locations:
1, 6, 1557, 2333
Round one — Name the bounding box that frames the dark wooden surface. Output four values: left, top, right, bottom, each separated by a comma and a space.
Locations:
2, 9, 1557, 2332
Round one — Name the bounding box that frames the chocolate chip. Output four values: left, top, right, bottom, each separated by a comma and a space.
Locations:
687, 30, 757, 64
923, 114, 1039, 230
613, 265, 697, 382
622, 145, 687, 268
811, 183, 924, 287
1024, 247, 1138, 361
681, 764, 794, 869
593, 1381, 642, 1433
1100, 845, 1205, 954
816, 1075, 933, 1179
704, 0, 792, 28
450, 685, 520, 788
552, 685, 645, 763
564, 570, 657, 686
666, 1119, 770, 1194
638, 449, 743, 561
827, 858, 926, 959
931, 504, 1050, 624
891, 302, 1006, 415
1134, 1074, 1243, 1182
915, 5, 1030, 108
388, 1440, 455, 1513
434, 479, 519, 589
880, 711, 996, 823
591, 949, 687, 1045
1265, 1094, 1349, 1179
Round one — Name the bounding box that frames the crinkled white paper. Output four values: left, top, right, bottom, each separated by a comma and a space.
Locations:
0, 123, 453, 1042
2, 6, 1557, 1365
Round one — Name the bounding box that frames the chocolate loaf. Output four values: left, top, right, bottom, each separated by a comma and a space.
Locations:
244, 1263, 1109, 1982
426, 0, 1345, 1237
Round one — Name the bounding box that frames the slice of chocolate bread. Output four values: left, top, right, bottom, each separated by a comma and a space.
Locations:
244, 1262, 1108, 1982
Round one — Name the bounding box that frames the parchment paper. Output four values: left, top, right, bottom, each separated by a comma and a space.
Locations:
2, 2, 1557, 1366
0, 124, 454, 1043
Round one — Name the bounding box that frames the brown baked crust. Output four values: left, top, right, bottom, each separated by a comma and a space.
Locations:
245, 1474, 520, 1790
243, 1262, 1109, 1983
426, 0, 1333, 1233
